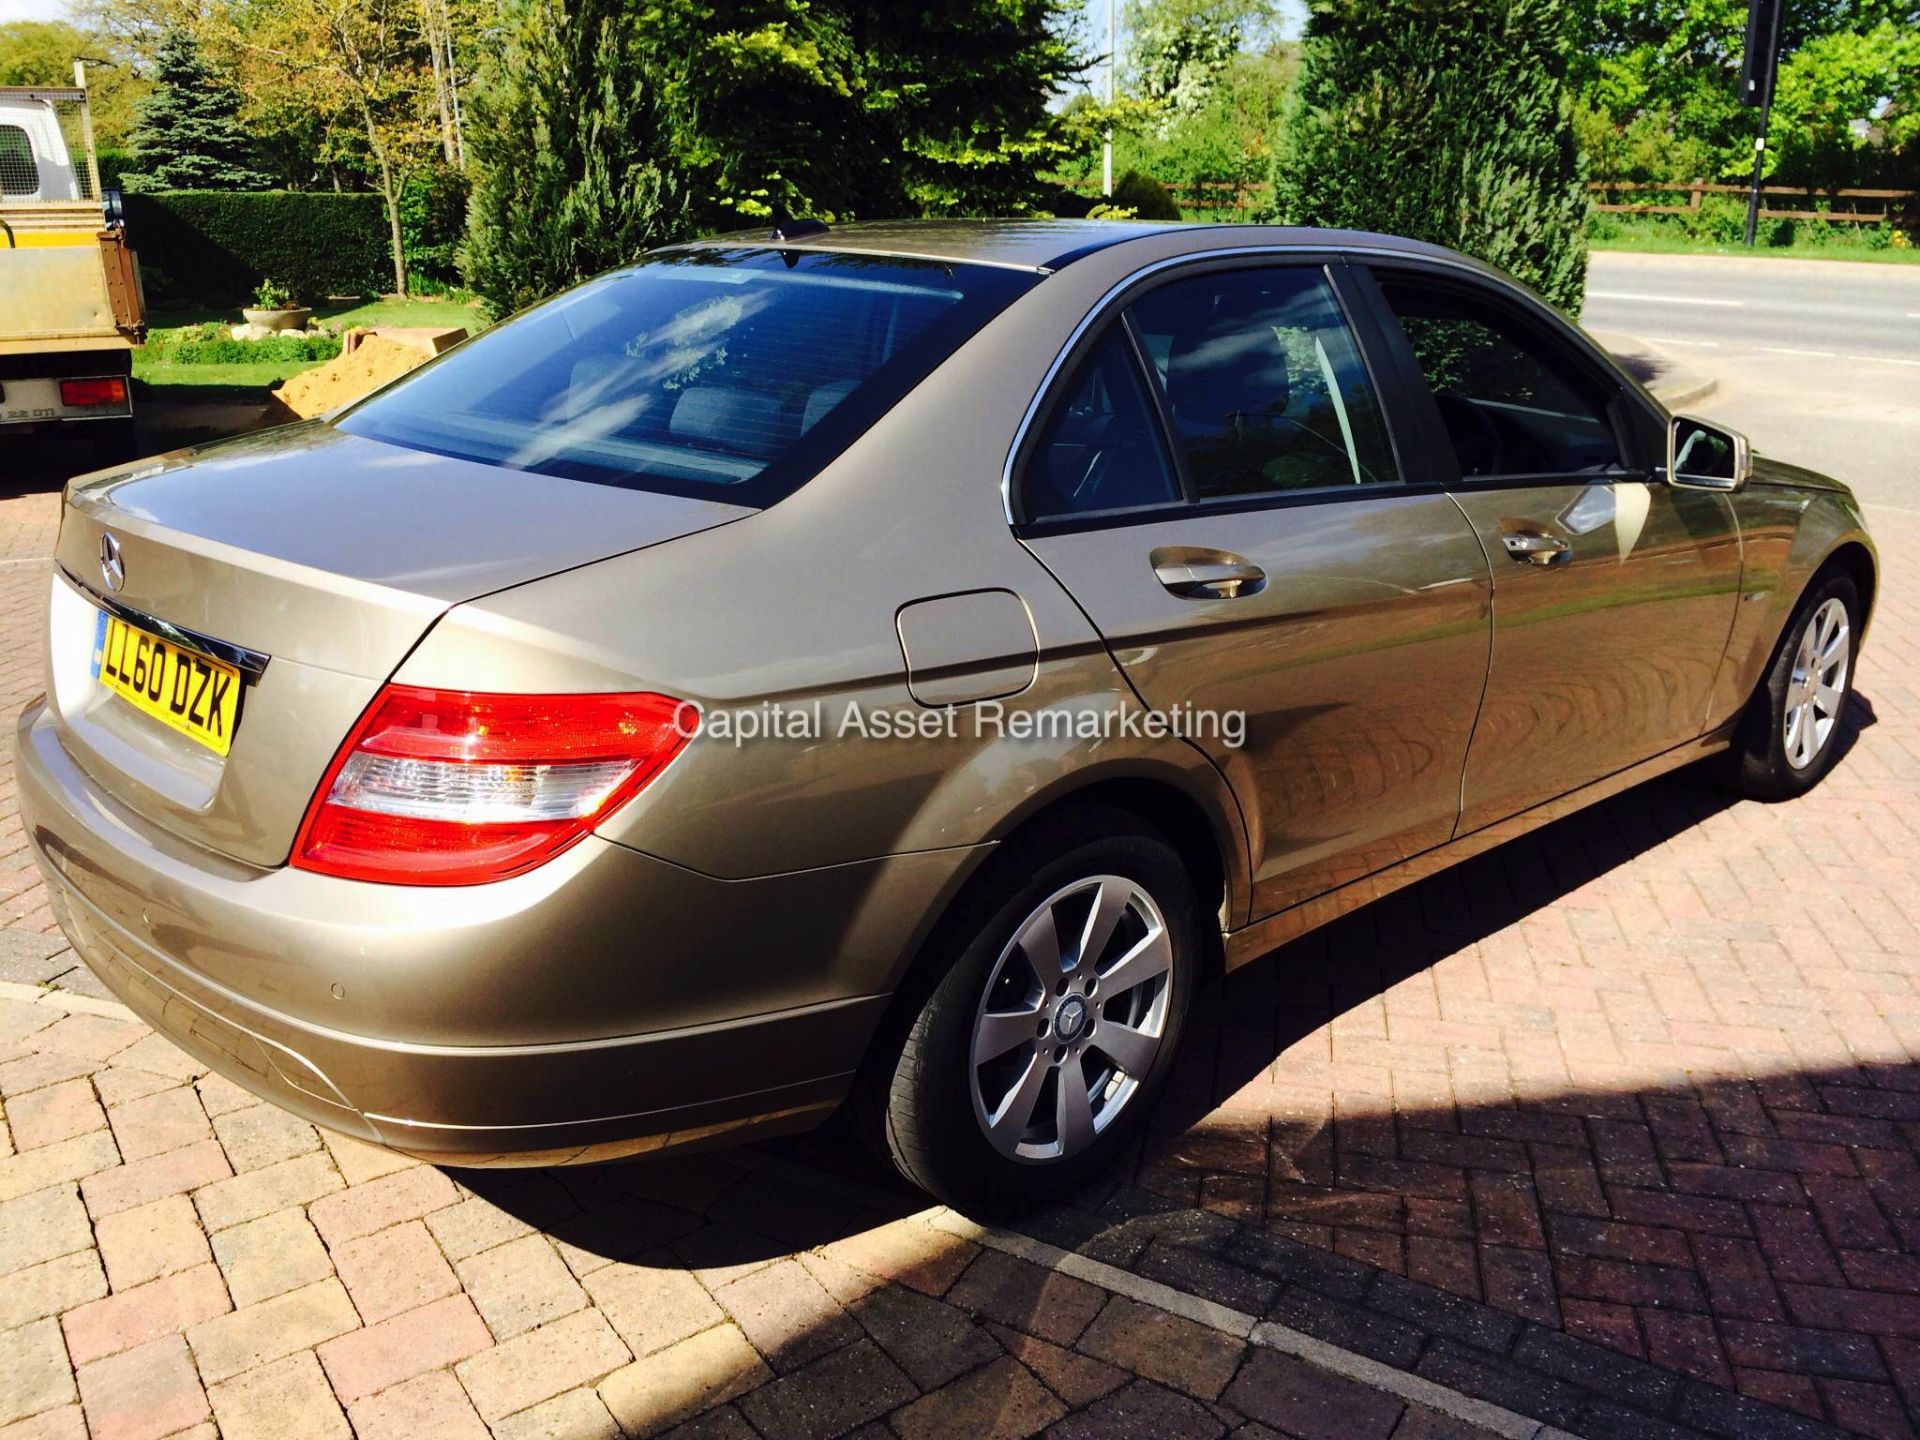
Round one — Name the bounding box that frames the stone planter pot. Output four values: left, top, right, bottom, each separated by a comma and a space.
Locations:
241, 306, 313, 333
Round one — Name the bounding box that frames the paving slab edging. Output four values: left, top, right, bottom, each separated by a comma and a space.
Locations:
926, 1205, 1575, 1440
733, 1148, 1575, 1439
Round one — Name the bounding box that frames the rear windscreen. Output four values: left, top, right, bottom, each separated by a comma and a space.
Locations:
337, 247, 1040, 506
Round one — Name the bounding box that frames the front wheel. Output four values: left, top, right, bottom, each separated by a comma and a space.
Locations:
860, 807, 1201, 1207
1723, 568, 1860, 800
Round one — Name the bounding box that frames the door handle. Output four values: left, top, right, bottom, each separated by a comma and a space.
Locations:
1500, 530, 1572, 567
1153, 558, 1267, 599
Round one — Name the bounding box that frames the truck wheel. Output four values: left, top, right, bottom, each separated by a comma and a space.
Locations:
91, 419, 140, 468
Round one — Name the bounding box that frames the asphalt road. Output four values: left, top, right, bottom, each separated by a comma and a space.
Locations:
1582, 251, 1920, 511
1583, 249, 1920, 363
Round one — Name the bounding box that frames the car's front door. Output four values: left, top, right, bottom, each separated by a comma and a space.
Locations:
1364, 266, 1744, 831
1017, 259, 1491, 923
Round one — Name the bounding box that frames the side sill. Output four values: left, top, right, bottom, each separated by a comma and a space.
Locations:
1224, 725, 1735, 969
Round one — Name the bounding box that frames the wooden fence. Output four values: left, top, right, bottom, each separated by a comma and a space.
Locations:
1069, 178, 1270, 211
1588, 180, 1915, 225
1070, 176, 1915, 227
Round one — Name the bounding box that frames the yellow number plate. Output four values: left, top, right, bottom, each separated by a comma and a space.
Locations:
91, 611, 242, 756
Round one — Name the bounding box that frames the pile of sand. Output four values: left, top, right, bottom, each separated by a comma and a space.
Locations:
267, 335, 433, 421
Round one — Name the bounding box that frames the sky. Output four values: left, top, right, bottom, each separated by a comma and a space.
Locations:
5, 0, 1309, 40
0, 0, 70, 20
1063, 0, 1307, 97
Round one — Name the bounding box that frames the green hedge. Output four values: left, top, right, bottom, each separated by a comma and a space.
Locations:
123, 192, 391, 306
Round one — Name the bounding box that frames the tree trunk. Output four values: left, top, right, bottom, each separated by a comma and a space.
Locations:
361, 107, 408, 295
381, 164, 408, 295
418, 0, 457, 162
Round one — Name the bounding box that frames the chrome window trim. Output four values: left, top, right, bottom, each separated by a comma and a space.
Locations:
59, 564, 271, 677
999, 241, 1633, 526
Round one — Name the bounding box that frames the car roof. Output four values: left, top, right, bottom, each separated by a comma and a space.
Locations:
687, 218, 1466, 275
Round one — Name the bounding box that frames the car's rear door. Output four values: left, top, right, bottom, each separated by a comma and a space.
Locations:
1358, 262, 1744, 831
1016, 256, 1492, 924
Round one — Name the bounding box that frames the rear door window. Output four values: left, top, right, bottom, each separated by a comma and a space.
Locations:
0, 125, 39, 196
1127, 267, 1398, 499
338, 248, 1039, 506
1024, 326, 1181, 521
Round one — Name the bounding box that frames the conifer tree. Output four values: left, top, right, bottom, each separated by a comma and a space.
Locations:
124, 29, 270, 191
1272, 0, 1589, 312
460, 0, 692, 318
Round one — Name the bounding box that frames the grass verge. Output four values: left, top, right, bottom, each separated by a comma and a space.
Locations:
1591, 234, 1920, 264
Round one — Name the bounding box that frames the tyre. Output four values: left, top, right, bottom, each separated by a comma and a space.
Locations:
90, 418, 140, 468
1723, 568, 1860, 801
860, 805, 1201, 1207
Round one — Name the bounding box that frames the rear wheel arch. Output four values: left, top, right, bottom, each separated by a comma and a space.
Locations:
989, 771, 1241, 944
859, 776, 1236, 1082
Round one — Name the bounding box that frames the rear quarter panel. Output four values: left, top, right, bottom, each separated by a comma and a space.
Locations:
392, 233, 1257, 950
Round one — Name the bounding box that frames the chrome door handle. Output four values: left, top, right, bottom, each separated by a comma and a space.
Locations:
1153, 559, 1267, 599
1500, 531, 1572, 567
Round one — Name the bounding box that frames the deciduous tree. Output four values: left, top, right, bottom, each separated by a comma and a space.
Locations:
214, 0, 441, 293
1571, 0, 1920, 190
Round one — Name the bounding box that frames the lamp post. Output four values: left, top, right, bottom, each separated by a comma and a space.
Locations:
1740, 0, 1783, 247
1103, 0, 1116, 196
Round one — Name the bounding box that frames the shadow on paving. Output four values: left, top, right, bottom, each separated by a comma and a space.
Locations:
456, 696, 1898, 1439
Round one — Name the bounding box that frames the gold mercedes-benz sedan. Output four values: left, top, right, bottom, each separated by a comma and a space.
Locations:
16, 220, 1875, 1204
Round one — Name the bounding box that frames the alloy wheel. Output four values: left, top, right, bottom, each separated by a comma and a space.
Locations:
1784, 596, 1850, 771
968, 874, 1174, 1163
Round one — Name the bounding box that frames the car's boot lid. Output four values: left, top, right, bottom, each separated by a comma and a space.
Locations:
45, 423, 749, 868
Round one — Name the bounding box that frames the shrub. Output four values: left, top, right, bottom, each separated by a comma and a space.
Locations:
1110, 170, 1184, 221
97, 148, 135, 192
1271, 0, 1589, 313
400, 163, 470, 291
124, 192, 391, 305
143, 326, 342, 365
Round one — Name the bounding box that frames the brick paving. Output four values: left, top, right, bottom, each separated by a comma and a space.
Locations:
0, 471, 1913, 1438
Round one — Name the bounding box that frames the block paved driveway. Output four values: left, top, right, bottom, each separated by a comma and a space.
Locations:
0, 458, 1916, 1439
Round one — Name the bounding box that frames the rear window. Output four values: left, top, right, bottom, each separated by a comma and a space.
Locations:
338, 247, 1040, 506
0, 125, 38, 196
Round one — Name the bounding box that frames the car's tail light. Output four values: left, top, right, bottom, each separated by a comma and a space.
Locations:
61, 377, 128, 407
292, 685, 694, 885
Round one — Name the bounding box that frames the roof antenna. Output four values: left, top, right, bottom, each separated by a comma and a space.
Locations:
770, 204, 830, 243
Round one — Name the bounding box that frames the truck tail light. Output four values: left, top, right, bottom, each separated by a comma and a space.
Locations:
60, 377, 128, 407
292, 685, 695, 885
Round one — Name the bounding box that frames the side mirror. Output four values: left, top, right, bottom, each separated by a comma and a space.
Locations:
1666, 414, 1751, 492
101, 188, 125, 228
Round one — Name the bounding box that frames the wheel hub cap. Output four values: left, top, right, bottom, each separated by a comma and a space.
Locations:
968, 874, 1176, 1164
1053, 995, 1090, 1042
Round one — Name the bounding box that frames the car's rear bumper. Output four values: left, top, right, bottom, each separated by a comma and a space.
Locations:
16, 696, 969, 1164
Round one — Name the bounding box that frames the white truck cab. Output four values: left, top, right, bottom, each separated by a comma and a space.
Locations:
0, 92, 84, 202
1, 69, 145, 464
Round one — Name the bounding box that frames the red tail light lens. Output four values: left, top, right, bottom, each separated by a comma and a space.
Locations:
60, 377, 128, 407
292, 686, 695, 885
